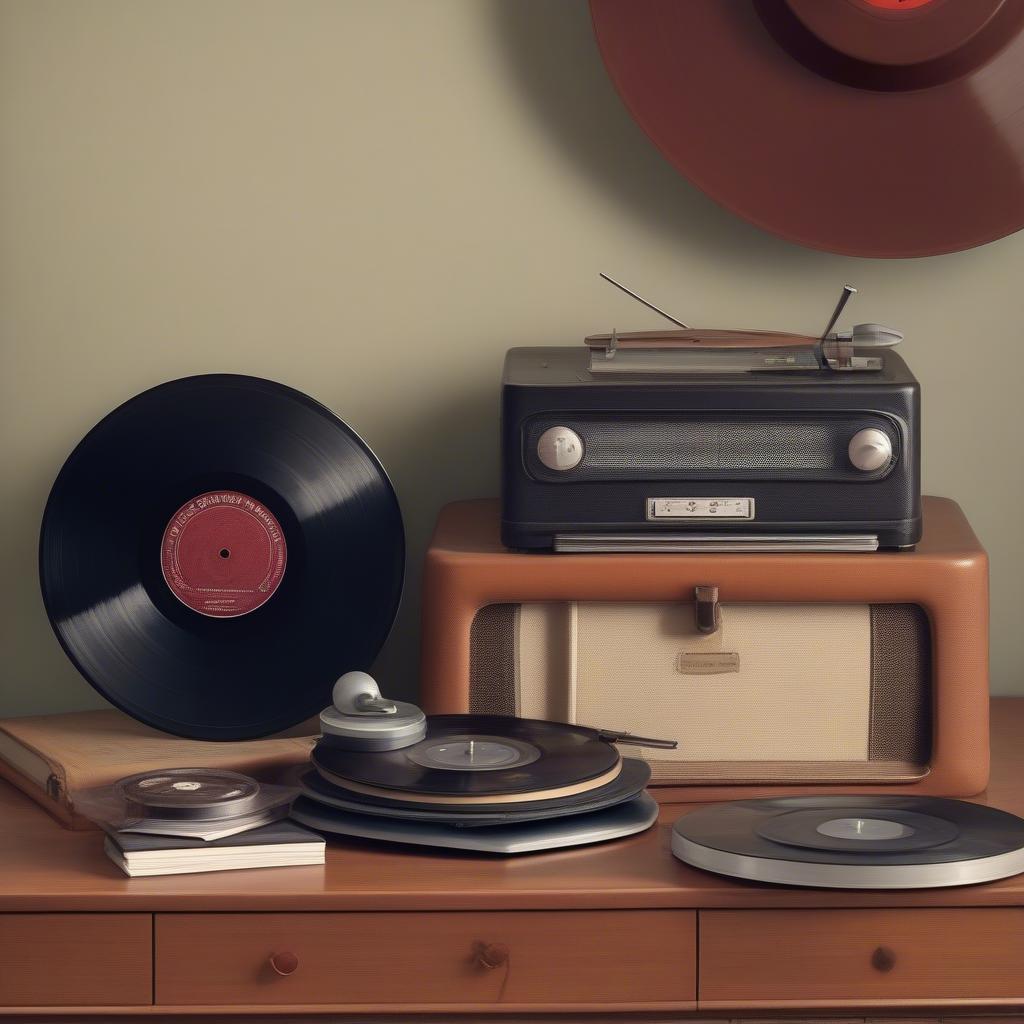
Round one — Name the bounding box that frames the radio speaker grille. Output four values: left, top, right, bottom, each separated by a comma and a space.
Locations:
525, 414, 900, 482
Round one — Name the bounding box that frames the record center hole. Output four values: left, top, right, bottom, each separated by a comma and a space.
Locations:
219, 548, 230, 558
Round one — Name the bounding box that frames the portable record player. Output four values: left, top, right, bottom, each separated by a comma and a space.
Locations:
502, 278, 920, 550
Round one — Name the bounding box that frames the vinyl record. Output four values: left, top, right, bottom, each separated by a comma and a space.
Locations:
40, 374, 404, 740
672, 796, 1024, 889
116, 768, 263, 820
311, 715, 622, 802
298, 757, 651, 826
290, 791, 660, 855
591, 1, 1024, 257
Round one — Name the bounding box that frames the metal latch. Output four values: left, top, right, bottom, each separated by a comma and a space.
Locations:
695, 585, 721, 635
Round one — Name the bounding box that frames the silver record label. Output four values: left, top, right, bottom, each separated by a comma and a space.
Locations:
815, 817, 914, 841
406, 735, 541, 772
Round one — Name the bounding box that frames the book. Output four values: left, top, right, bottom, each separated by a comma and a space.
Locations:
104, 820, 326, 877
0, 709, 316, 829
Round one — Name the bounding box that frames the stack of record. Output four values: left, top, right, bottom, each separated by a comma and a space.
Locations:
290, 672, 661, 854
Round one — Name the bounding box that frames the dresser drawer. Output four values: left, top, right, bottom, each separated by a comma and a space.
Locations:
700, 908, 1024, 1004
0, 913, 151, 1006
155, 910, 695, 1008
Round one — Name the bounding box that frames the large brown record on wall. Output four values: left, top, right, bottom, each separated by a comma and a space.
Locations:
589, 0, 1024, 257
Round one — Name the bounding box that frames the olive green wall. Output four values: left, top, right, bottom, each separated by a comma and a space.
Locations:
1, 0, 1019, 715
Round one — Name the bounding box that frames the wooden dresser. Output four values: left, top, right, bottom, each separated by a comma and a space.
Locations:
3, 700, 1024, 1022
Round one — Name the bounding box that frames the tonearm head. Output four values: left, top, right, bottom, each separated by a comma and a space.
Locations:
817, 285, 903, 371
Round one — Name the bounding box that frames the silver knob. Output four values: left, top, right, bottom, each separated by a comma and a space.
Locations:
848, 428, 892, 472
537, 426, 583, 471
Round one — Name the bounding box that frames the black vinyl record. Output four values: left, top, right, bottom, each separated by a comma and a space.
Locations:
40, 374, 404, 740
311, 715, 622, 799
298, 757, 651, 826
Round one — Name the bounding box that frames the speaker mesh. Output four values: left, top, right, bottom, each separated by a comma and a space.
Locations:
870, 604, 931, 763
525, 414, 899, 482
468, 604, 517, 716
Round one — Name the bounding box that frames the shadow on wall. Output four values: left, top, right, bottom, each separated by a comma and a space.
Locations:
488, 0, 819, 274
373, 381, 500, 704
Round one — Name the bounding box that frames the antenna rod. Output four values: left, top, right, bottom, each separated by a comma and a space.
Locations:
599, 273, 690, 329
820, 284, 857, 341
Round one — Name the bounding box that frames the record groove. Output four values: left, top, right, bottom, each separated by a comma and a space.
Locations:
311, 715, 623, 801
297, 758, 652, 826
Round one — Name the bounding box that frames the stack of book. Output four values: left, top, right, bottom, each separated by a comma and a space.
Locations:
105, 820, 325, 877
0, 709, 325, 876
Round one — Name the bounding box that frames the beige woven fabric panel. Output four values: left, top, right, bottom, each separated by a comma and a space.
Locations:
517, 602, 871, 762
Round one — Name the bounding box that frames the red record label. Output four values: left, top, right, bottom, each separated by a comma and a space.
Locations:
160, 491, 286, 617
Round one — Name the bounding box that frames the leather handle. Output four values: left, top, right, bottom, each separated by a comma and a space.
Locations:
473, 941, 510, 970
871, 946, 897, 973
269, 951, 300, 977
695, 585, 721, 635
585, 329, 818, 350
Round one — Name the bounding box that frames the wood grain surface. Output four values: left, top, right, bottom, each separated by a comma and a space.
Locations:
154, 910, 695, 1007
700, 908, 1024, 1002
1, 698, 1022, 915
0, 913, 151, 1006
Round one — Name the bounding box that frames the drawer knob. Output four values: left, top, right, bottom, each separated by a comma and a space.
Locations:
473, 941, 510, 970
871, 945, 897, 973
269, 951, 300, 976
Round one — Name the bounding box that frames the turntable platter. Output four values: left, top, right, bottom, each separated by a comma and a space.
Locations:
672, 795, 1024, 889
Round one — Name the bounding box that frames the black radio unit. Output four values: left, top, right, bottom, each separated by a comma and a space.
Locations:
500, 284, 920, 552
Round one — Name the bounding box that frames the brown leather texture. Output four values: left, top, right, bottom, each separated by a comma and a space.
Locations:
419, 496, 989, 800
585, 329, 818, 349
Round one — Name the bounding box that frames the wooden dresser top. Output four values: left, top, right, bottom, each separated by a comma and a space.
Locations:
1, 698, 1021, 914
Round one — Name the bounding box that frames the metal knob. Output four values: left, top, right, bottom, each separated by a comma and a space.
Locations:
848, 428, 892, 472
269, 951, 300, 976
536, 426, 583, 471
473, 941, 510, 970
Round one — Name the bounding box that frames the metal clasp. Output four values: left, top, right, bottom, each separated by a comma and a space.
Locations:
695, 585, 721, 635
